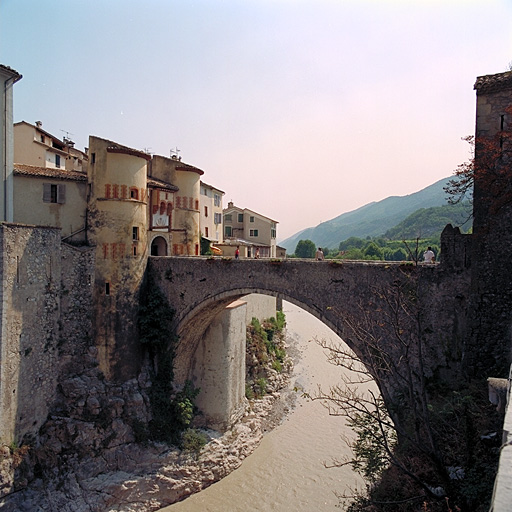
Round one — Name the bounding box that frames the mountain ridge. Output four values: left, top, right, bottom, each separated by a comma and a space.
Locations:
279, 177, 453, 251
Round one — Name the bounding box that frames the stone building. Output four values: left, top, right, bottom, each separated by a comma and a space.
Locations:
14, 121, 88, 172
467, 70, 512, 377
221, 201, 279, 258
149, 154, 204, 256
0, 65, 22, 222
199, 180, 224, 250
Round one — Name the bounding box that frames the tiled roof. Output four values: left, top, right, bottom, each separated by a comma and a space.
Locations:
0, 64, 22, 80
474, 71, 512, 94
200, 180, 225, 194
147, 176, 179, 192
14, 164, 87, 181
176, 162, 204, 175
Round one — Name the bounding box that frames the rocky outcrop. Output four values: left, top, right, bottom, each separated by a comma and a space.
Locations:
0, 391, 286, 512
0, 322, 293, 512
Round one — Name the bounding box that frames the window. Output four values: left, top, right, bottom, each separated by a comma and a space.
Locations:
130, 187, 139, 200
225, 226, 232, 237
214, 212, 222, 225
55, 154, 61, 168
205, 227, 209, 237
224, 214, 232, 222
105, 282, 110, 296
250, 229, 259, 237
132, 226, 139, 240
132, 244, 138, 256
238, 213, 243, 223
250, 216, 255, 222
214, 194, 221, 207
204, 206, 208, 217
43, 183, 65, 204
91, 153, 96, 164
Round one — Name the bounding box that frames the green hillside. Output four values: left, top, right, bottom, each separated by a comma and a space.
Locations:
280, 177, 463, 251
384, 202, 472, 240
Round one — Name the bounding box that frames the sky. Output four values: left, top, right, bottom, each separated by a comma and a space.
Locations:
1, 0, 512, 242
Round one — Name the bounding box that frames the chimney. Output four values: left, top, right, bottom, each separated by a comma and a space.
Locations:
228, 201, 234, 208
35, 121, 42, 128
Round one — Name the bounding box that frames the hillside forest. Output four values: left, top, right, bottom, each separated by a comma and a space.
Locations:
292, 202, 471, 261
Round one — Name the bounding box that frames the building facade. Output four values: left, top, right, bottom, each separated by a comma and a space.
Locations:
14, 121, 88, 172
0, 65, 22, 222
222, 201, 278, 258
199, 181, 224, 250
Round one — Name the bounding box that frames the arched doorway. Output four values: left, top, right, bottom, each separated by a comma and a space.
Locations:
151, 236, 168, 256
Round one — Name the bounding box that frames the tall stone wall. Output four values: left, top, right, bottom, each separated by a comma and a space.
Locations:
466, 72, 512, 377
0, 224, 61, 444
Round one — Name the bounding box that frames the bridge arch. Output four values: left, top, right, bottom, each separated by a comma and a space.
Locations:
174, 286, 351, 384
148, 256, 466, 429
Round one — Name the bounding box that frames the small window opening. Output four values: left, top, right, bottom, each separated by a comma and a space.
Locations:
105, 282, 110, 295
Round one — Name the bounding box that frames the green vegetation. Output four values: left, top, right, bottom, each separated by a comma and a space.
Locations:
294, 239, 316, 258
245, 312, 287, 399
182, 428, 208, 456
344, 384, 500, 512
137, 276, 202, 447
291, 202, 470, 261
383, 202, 471, 240
334, 236, 440, 262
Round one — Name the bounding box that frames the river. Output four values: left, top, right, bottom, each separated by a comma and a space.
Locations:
161, 301, 366, 511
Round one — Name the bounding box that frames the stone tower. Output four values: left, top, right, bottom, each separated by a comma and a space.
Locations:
87, 136, 151, 380
467, 71, 512, 376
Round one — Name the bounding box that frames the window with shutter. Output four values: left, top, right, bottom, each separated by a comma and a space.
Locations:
43, 183, 65, 203
57, 184, 66, 204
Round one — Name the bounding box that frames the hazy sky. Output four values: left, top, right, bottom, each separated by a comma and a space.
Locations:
2, 0, 511, 241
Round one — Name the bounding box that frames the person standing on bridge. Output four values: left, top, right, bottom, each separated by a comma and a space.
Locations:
235, 246, 240, 259
316, 247, 325, 261
423, 246, 435, 263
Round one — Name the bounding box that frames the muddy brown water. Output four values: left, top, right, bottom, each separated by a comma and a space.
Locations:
161, 301, 367, 511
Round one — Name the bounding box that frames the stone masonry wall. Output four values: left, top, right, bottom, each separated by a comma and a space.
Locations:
0, 224, 61, 445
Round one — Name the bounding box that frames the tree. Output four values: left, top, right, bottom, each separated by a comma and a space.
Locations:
309, 273, 500, 511
445, 105, 512, 215
363, 242, 382, 259
339, 237, 366, 251
294, 239, 316, 258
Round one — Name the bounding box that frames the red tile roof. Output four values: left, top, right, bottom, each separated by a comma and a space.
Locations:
147, 176, 179, 192
474, 71, 512, 94
14, 163, 87, 181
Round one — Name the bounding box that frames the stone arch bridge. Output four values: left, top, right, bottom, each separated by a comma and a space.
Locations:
149, 256, 469, 429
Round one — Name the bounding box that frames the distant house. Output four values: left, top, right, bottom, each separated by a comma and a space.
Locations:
14, 120, 88, 172
222, 201, 279, 258
199, 181, 224, 251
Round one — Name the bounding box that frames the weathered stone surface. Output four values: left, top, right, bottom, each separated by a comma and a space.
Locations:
0, 391, 282, 511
